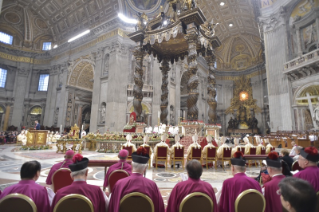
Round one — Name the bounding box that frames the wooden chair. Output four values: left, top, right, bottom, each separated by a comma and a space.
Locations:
122, 146, 133, 160
235, 189, 265, 212
259, 148, 266, 166
53, 194, 94, 212
0, 193, 37, 212
249, 147, 257, 167
291, 161, 302, 171
120, 192, 154, 212
106, 170, 130, 192
155, 146, 168, 169
237, 147, 245, 156
172, 146, 184, 170
221, 147, 232, 169
179, 192, 214, 212
205, 147, 217, 169
52, 168, 73, 193
143, 146, 151, 169
190, 147, 202, 165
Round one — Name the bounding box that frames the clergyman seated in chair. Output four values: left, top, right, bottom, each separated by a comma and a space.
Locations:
217, 151, 262, 212
0, 161, 53, 212
108, 147, 164, 212
51, 154, 109, 212
166, 160, 218, 212
202, 135, 217, 167
169, 134, 184, 168
46, 150, 74, 186
103, 149, 132, 191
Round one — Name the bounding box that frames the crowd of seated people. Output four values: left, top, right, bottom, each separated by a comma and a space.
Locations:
0, 144, 318, 212
0, 131, 19, 144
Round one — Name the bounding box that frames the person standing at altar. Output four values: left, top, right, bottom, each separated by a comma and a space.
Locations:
103, 149, 132, 190
140, 135, 153, 155
51, 154, 108, 212
0, 161, 53, 212
153, 134, 169, 167
122, 134, 137, 152
262, 152, 286, 212
46, 150, 74, 186
169, 134, 184, 167
108, 147, 164, 212
186, 131, 201, 162
34, 120, 40, 130
256, 136, 265, 155
218, 151, 262, 212
243, 136, 253, 155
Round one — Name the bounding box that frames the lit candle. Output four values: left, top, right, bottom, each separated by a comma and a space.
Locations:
158, 111, 160, 118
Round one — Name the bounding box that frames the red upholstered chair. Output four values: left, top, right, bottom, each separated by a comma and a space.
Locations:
155, 146, 168, 169
190, 147, 202, 165
270, 147, 275, 152
122, 146, 133, 160
291, 161, 302, 171
259, 148, 266, 166
237, 147, 245, 156
206, 147, 217, 169
172, 147, 184, 170
249, 147, 257, 167
52, 168, 73, 193
221, 148, 232, 169
107, 170, 130, 193
143, 146, 151, 169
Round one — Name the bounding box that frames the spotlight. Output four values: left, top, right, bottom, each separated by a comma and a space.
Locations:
229, 23, 233, 27
163, 20, 168, 25
220, 2, 225, 6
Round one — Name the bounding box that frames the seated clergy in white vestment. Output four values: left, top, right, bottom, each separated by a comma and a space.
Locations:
216, 136, 230, 159
202, 135, 216, 161
265, 138, 273, 154
255, 136, 265, 155
169, 134, 184, 167
122, 134, 137, 152
231, 138, 243, 156
140, 135, 153, 155
186, 131, 201, 162
153, 134, 169, 167
243, 136, 253, 155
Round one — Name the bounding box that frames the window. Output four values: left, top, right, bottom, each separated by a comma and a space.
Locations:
38, 74, 49, 91
0, 68, 7, 88
214, 61, 217, 69
0, 32, 13, 45
42, 42, 51, 50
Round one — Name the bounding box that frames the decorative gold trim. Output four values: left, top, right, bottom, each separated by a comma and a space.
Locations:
120, 192, 154, 212
53, 194, 94, 212
0, 52, 52, 64
51, 168, 72, 193
235, 189, 266, 212
179, 192, 214, 212
107, 170, 129, 192
0, 193, 37, 212
215, 70, 266, 81
155, 146, 168, 170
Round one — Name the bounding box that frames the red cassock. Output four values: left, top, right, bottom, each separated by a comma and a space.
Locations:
294, 166, 319, 192
166, 178, 218, 212
51, 181, 106, 212
103, 160, 132, 189
46, 159, 73, 185
218, 173, 262, 212
109, 173, 164, 212
0, 180, 50, 212
263, 175, 285, 212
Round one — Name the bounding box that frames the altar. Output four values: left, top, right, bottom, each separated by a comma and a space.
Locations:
26, 130, 48, 146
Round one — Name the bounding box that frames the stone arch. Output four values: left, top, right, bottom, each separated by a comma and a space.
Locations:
127, 101, 151, 114
294, 81, 319, 105
68, 59, 94, 91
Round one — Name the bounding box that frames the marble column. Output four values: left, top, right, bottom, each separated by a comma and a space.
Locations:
175, 61, 182, 125
206, 55, 217, 124
90, 48, 104, 132
77, 104, 83, 127
58, 66, 69, 127
186, 23, 199, 121
11, 69, 29, 129
160, 59, 170, 124
3, 104, 11, 131
295, 28, 303, 56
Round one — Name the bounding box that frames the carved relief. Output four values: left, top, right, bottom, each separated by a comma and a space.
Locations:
4, 12, 21, 24
103, 54, 109, 77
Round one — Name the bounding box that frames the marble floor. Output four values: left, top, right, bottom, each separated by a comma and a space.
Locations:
0, 144, 262, 206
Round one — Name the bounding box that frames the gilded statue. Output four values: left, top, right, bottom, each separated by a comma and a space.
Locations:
135, 12, 148, 31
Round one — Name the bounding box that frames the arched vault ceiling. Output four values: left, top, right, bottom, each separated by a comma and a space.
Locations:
3, 0, 118, 42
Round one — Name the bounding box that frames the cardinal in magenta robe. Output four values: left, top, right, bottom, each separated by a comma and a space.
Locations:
218, 151, 262, 212
166, 160, 217, 212
46, 150, 74, 185
109, 147, 164, 212
103, 149, 132, 190
294, 146, 319, 192
51, 154, 108, 212
0, 161, 51, 212
262, 152, 286, 212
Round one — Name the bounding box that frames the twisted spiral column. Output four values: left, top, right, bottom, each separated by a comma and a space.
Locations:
186, 27, 199, 121
206, 55, 217, 123
160, 59, 170, 124
133, 47, 145, 122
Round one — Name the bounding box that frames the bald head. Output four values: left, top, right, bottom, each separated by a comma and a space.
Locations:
186, 160, 203, 180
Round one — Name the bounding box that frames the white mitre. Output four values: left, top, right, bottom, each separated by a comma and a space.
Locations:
161, 134, 167, 142
206, 135, 215, 148
243, 137, 250, 144
143, 135, 149, 144
126, 134, 132, 142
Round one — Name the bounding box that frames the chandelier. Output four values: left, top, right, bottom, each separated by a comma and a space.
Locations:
128, 0, 221, 124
